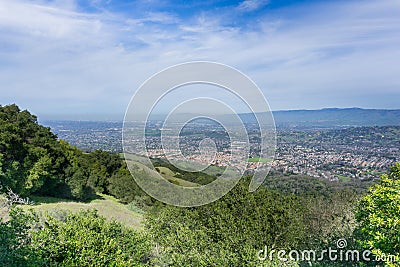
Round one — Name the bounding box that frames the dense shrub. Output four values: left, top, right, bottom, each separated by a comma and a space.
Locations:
355, 163, 400, 266
0, 207, 152, 266
146, 177, 305, 266
0, 208, 42, 266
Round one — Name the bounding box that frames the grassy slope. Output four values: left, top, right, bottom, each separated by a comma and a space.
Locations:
121, 153, 153, 167
1, 155, 202, 227
2, 154, 204, 229
155, 166, 199, 187
23, 194, 143, 229
123, 153, 200, 187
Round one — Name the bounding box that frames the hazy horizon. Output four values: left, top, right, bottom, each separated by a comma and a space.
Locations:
18, 106, 398, 122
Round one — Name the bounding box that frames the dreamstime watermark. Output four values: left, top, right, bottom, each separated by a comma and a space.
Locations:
257, 238, 399, 264
122, 62, 276, 207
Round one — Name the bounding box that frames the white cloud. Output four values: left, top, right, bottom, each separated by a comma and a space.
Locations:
127, 11, 179, 25
238, 0, 269, 12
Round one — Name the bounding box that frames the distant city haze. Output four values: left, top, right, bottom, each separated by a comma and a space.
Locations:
36, 107, 400, 122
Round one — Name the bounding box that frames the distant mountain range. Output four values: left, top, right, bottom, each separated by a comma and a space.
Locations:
239, 108, 400, 129
43, 108, 400, 129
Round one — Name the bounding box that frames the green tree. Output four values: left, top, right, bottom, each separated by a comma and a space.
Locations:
355, 163, 400, 266
108, 163, 146, 204
0, 104, 127, 200
0, 104, 67, 196
84, 150, 122, 194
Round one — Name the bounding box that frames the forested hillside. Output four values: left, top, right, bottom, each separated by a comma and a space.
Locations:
0, 104, 147, 202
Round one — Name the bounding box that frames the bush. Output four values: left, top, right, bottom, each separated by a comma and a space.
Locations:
355, 163, 400, 266
0, 207, 42, 267
0, 207, 152, 266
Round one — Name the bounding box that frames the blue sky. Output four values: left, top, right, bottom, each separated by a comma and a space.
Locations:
0, 0, 399, 120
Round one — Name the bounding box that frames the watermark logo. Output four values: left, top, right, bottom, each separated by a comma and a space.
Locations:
257, 238, 399, 264
122, 62, 276, 207
336, 238, 347, 249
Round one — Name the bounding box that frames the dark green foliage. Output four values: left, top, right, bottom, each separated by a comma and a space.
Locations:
263, 172, 371, 196
300, 189, 361, 259
0, 104, 67, 196
146, 177, 306, 266
108, 162, 143, 203
107, 162, 154, 207
61, 143, 123, 200
84, 150, 122, 194
0, 207, 152, 266
144, 174, 367, 266
264, 173, 363, 251
0, 104, 127, 201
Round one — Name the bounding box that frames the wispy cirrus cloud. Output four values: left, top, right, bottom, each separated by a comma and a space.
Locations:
127, 11, 179, 25
237, 0, 269, 12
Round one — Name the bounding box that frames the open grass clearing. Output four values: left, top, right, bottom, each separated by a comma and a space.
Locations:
21, 193, 143, 229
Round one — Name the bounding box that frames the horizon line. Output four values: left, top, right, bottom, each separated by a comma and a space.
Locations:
37, 107, 400, 122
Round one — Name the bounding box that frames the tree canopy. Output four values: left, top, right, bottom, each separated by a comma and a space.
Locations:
0, 104, 133, 201
356, 163, 400, 266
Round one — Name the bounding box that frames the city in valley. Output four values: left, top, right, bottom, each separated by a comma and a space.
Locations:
44, 119, 400, 183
